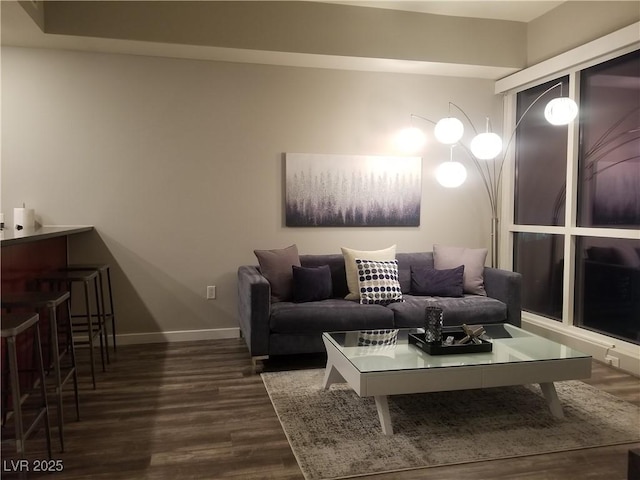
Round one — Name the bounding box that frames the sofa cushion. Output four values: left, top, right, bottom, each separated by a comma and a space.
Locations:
356, 259, 403, 306
341, 245, 396, 300
269, 298, 395, 334
411, 265, 464, 297
254, 244, 301, 302
387, 294, 507, 328
292, 265, 333, 303
433, 244, 488, 295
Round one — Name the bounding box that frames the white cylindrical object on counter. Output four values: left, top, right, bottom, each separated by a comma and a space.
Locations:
14, 207, 35, 229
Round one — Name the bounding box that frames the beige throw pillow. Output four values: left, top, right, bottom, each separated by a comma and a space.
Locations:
341, 245, 396, 300
433, 244, 488, 296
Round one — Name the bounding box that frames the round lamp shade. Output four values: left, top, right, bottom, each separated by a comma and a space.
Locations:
470, 132, 503, 160
395, 126, 427, 153
435, 161, 467, 188
434, 117, 464, 144
544, 97, 578, 125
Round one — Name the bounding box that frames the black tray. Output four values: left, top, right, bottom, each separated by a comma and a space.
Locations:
409, 330, 492, 355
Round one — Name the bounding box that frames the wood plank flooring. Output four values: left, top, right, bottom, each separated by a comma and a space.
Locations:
2, 338, 638, 479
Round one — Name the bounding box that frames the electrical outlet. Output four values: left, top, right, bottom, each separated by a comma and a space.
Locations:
206, 285, 216, 299
604, 355, 619, 368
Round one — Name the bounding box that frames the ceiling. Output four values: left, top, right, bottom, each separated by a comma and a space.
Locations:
0, 1, 565, 79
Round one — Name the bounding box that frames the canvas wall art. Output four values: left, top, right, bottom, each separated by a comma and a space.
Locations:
285, 153, 422, 227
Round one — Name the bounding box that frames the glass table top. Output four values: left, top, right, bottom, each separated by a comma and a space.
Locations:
323, 324, 591, 373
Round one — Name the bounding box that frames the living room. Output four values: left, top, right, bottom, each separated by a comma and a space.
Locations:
1, 1, 639, 479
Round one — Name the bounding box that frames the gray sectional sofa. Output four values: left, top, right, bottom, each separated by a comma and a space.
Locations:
237, 251, 521, 363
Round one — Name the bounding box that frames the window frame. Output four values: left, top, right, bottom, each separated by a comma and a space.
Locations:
495, 24, 640, 374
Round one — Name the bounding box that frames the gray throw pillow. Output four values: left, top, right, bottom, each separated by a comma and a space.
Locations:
433, 244, 488, 295
254, 244, 301, 302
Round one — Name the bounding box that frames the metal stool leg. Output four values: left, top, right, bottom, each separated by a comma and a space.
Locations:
6, 335, 25, 455
2, 343, 10, 427
105, 267, 117, 353
34, 322, 53, 459
66, 300, 81, 421
83, 280, 98, 390
92, 275, 108, 367
48, 305, 65, 452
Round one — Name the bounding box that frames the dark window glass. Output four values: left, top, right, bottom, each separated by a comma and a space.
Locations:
514, 77, 569, 226
575, 237, 640, 344
578, 50, 640, 228
513, 232, 564, 320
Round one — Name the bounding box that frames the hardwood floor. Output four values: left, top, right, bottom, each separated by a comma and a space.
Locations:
2, 338, 638, 479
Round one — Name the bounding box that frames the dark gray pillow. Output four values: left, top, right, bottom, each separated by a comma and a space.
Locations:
410, 265, 465, 297
292, 265, 333, 303
433, 245, 487, 295
254, 244, 301, 302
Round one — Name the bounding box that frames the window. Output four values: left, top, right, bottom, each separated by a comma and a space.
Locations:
578, 51, 640, 228
513, 233, 564, 320
575, 237, 640, 344
512, 49, 640, 346
514, 78, 569, 226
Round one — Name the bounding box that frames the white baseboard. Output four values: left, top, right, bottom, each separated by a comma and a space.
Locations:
114, 327, 241, 346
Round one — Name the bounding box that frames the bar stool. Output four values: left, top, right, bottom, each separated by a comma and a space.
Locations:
37, 270, 108, 387
1, 312, 53, 459
1, 291, 80, 452
63, 264, 117, 354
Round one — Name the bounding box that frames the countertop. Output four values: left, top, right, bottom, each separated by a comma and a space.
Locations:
0, 225, 94, 246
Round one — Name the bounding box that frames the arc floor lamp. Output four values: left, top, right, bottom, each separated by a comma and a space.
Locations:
397, 82, 579, 268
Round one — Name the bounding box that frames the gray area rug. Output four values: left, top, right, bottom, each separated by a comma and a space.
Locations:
262, 369, 640, 480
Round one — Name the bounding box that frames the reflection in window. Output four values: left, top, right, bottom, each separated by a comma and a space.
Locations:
575, 237, 640, 344
514, 233, 564, 321
578, 50, 640, 228
515, 77, 569, 226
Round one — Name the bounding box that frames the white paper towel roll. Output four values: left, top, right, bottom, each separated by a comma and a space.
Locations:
14, 207, 35, 229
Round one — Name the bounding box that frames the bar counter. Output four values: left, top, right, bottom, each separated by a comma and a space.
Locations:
1, 225, 94, 293
1, 225, 93, 246
1, 225, 95, 412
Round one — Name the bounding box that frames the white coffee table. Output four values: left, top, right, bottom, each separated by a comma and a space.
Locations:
322, 324, 592, 435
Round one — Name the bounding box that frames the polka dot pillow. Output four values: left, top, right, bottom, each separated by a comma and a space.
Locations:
355, 259, 404, 306
357, 329, 399, 347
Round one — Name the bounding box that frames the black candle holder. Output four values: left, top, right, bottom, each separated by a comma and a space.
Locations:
424, 306, 443, 344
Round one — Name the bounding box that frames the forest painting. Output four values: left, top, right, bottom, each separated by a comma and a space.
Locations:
285, 153, 422, 227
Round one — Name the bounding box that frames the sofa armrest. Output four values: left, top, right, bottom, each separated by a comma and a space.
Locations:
483, 267, 522, 327
237, 265, 271, 357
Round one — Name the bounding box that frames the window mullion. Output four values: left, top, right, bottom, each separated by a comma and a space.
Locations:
565, 72, 581, 230
562, 72, 581, 326
500, 93, 517, 271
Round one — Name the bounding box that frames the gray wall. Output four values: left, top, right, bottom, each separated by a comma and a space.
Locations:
1, 47, 500, 341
